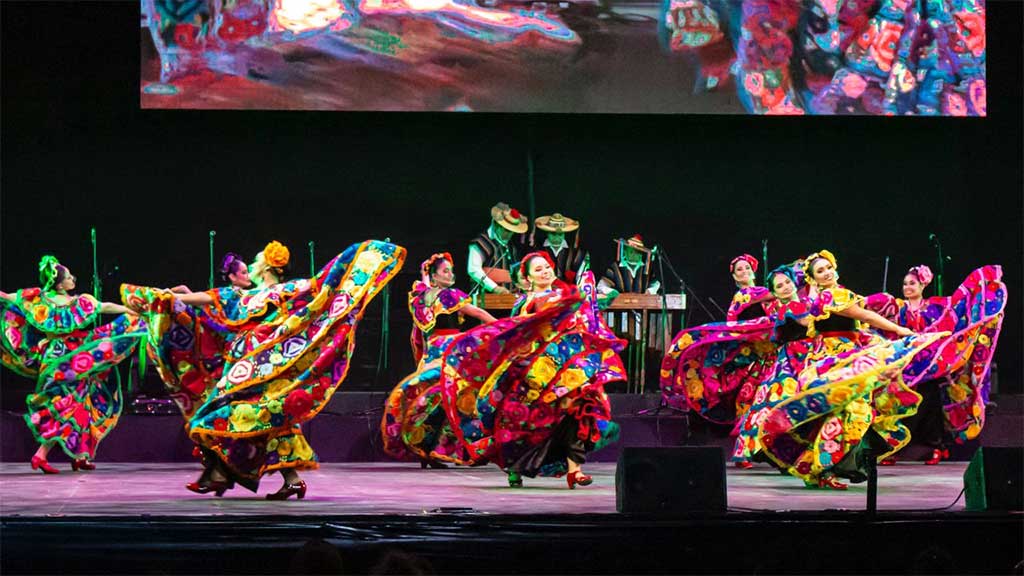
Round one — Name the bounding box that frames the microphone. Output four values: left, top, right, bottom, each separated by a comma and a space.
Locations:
928, 233, 937, 243
650, 244, 659, 254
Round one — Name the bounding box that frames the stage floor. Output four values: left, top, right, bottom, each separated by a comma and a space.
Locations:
0, 461, 968, 517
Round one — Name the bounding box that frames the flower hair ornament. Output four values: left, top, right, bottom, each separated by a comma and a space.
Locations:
38, 255, 62, 292
519, 251, 557, 288
908, 265, 934, 286
729, 254, 759, 273
220, 252, 244, 276
802, 250, 838, 286
420, 252, 453, 284
262, 241, 290, 269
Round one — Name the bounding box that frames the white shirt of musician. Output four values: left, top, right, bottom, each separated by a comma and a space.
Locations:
544, 236, 568, 256
467, 226, 512, 293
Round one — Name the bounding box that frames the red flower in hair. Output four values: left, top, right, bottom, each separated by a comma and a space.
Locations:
509, 209, 521, 220
730, 254, 759, 273
519, 251, 557, 283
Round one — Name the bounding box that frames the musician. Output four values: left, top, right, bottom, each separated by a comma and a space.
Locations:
533, 213, 589, 283
467, 202, 529, 294
598, 234, 661, 298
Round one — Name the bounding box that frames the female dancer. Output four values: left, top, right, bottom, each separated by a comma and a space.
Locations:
881, 265, 948, 464
732, 264, 814, 468
160, 251, 254, 466
408, 253, 495, 364
438, 252, 625, 488
659, 254, 778, 424
726, 254, 773, 322
489, 253, 622, 485
0, 256, 146, 473
124, 240, 405, 498
381, 253, 495, 468
870, 264, 1006, 464
759, 250, 943, 490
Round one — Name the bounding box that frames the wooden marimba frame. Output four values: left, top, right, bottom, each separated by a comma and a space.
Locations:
475, 293, 686, 393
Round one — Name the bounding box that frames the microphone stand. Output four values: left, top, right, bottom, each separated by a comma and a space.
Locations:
635, 244, 694, 423
208, 231, 216, 290
882, 256, 890, 293
90, 228, 102, 329
762, 238, 768, 284
930, 234, 947, 297
376, 235, 391, 379
656, 245, 717, 325
707, 297, 727, 319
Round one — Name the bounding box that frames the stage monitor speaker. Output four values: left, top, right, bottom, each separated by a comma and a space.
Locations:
964, 447, 1023, 511
616, 447, 725, 514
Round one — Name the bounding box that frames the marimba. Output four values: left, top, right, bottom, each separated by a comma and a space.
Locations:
475, 292, 687, 393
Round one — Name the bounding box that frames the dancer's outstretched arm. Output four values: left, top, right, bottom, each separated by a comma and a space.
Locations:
175, 292, 215, 306
839, 304, 913, 337
461, 303, 496, 324
101, 301, 133, 315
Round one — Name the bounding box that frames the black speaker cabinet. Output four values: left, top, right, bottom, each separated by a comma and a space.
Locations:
964, 447, 1023, 511
616, 446, 726, 514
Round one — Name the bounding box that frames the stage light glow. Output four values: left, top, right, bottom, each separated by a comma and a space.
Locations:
270, 0, 352, 33
357, 0, 576, 42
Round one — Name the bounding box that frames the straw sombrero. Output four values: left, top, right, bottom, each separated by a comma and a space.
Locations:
623, 234, 647, 251
534, 213, 580, 233
490, 203, 529, 234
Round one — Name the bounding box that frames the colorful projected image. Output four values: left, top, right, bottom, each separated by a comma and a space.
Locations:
141, 0, 987, 114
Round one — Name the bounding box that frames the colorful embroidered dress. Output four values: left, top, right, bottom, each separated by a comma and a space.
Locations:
119, 284, 257, 425
660, 287, 777, 424
408, 282, 471, 364
438, 273, 625, 478
810, 0, 986, 116
381, 282, 475, 465
732, 299, 814, 463
863, 265, 1006, 442
661, 0, 986, 116
758, 286, 945, 484
123, 240, 404, 491
1, 289, 146, 460
726, 286, 772, 322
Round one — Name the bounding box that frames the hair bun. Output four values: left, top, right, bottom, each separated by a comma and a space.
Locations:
38, 255, 61, 290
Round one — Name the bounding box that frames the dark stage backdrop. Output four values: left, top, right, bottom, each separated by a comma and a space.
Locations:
2, 2, 1021, 409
